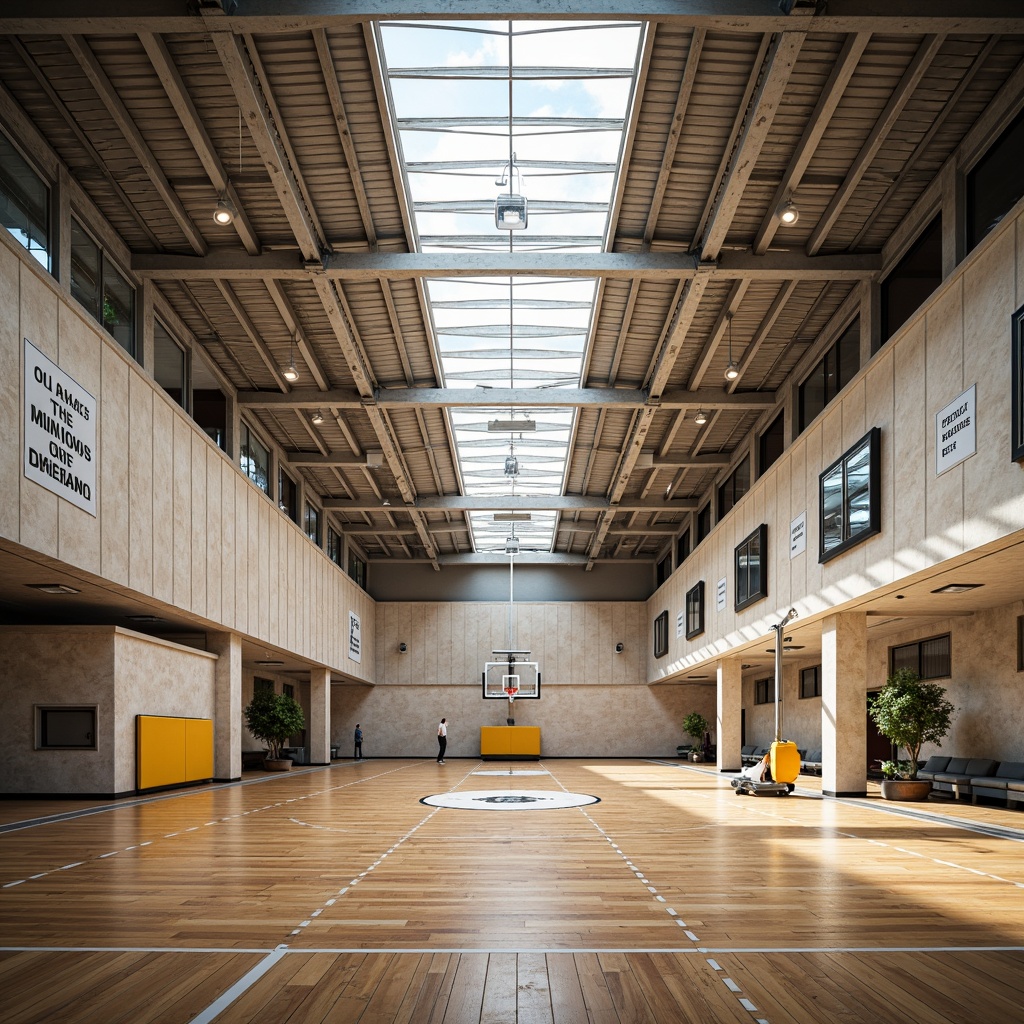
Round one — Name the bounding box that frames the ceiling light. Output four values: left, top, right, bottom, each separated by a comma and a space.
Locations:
311, 409, 324, 425
127, 615, 164, 623
505, 536, 520, 554
283, 360, 299, 382
504, 454, 519, 477
778, 200, 799, 225
26, 583, 80, 595
694, 409, 707, 425
494, 513, 532, 522
724, 314, 740, 380
256, 659, 284, 666
930, 583, 983, 594
488, 418, 536, 433
212, 197, 235, 226
495, 194, 528, 230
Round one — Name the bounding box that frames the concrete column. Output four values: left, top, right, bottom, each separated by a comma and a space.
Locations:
208, 631, 241, 781
717, 658, 743, 772
821, 611, 868, 797
309, 666, 331, 765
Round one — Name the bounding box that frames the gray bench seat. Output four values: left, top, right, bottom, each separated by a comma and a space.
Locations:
802, 750, 822, 774
928, 757, 998, 799
916, 755, 951, 780
972, 762, 1024, 805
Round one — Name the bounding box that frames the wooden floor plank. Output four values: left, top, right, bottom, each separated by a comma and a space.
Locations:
1, 760, 1024, 1022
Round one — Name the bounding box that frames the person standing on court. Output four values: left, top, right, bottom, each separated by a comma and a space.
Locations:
437, 717, 447, 763
354, 723, 363, 760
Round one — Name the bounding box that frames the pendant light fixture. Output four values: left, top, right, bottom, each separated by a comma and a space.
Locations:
724, 314, 739, 381
282, 334, 299, 382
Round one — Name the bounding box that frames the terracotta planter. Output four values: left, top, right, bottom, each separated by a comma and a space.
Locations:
263, 758, 293, 772
880, 779, 932, 801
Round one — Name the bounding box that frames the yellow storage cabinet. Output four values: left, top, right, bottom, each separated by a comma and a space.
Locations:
480, 726, 540, 760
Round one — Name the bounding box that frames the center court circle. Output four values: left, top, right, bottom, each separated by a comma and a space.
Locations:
472, 769, 549, 776
420, 789, 600, 810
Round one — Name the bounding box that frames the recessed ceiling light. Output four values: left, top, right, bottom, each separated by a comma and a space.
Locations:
930, 583, 983, 594
766, 645, 805, 653
127, 615, 164, 624
26, 583, 80, 595
256, 659, 284, 666
488, 418, 536, 433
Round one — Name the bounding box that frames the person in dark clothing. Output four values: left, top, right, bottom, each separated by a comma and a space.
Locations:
437, 717, 447, 763
354, 724, 363, 760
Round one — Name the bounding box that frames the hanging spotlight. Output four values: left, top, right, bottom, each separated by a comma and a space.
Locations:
212, 197, 236, 226
504, 454, 519, 477
282, 334, 299, 382
495, 193, 528, 230
778, 200, 799, 226
694, 409, 708, 425
724, 315, 740, 381
311, 409, 324, 425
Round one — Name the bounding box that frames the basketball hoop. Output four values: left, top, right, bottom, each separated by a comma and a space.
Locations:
504, 686, 519, 702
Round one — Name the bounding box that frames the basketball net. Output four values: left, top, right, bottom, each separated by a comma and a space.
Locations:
505, 686, 519, 703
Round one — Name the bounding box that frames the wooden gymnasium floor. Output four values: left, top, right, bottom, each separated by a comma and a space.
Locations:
1, 759, 1023, 1023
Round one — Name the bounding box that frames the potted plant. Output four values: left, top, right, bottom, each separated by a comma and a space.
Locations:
682, 712, 710, 762
869, 668, 955, 801
243, 690, 306, 771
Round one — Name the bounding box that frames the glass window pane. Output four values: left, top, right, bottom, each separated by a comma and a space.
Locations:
836, 319, 861, 391
70, 219, 100, 318
102, 260, 135, 354
800, 363, 826, 430
240, 424, 269, 494
0, 133, 50, 270
279, 470, 298, 521
821, 464, 844, 551
304, 503, 320, 545
967, 107, 1024, 252
919, 635, 951, 678
153, 322, 186, 408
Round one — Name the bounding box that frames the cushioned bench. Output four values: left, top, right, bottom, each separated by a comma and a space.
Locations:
916, 755, 951, 780
926, 757, 998, 800
801, 750, 822, 775
972, 761, 1024, 806
740, 744, 757, 763
742, 745, 768, 767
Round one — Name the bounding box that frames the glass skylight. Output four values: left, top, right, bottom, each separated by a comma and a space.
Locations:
378, 19, 643, 553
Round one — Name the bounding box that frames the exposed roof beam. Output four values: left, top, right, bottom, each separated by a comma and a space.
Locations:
324, 495, 699, 513
699, 30, 805, 261
806, 33, 946, 256
7, 4, 1024, 32
236, 386, 778, 411
63, 34, 207, 256
133, 250, 880, 282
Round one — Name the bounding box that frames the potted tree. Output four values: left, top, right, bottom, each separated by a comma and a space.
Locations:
868, 668, 955, 801
243, 690, 306, 771
682, 712, 710, 762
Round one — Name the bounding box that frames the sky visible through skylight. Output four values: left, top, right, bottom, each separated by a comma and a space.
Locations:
378, 19, 643, 553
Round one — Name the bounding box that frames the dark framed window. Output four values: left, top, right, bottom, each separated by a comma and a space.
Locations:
348, 550, 367, 590
685, 581, 705, 640
754, 677, 774, 705
653, 610, 669, 658
1013, 302, 1024, 462
799, 319, 860, 432
36, 706, 96, 749
758, 411, 785, 477
154, 321, 187, 410
819, 427, 881, 563
656, 553, 671, 586
696, 503, 712, 544
880, 216, 942, 349
70, 217, 136, 357
240, 423, 270, 494
328, 526, 344, 567
304, 502, 321, 545
191, 353, 227, 452
0, 131, 51, 272
283, 683, 295, 699
279, 468, 298, 522
800, 665, 821, 699
967, 106, 1024, 255
253, 677, 274, 695
1018, 616, 1024, 672
890, 634, 950, 680
676, 529, 690, 567
717, 455, 750, 520
735, 524, 768, 612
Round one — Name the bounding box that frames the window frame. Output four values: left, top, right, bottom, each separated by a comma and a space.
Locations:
798, 318, 860, 433
1012, 301, 1024, 462
734, 523, 768, 612
653, 610, 669, 659
239, 421, 271, 495
328, 526, 344, 568
35, 705, 97, 749
879, 215, 942, 349
0, 129, 52, 272
304, 501, 321, 546
965, 104, 1024, 255
819, 427, 881, 564
278, 466, 298, 522
153, 319, 189, 412
348, 549, 367, 590
696, 502, 712, 544
676, 528, 691, 567
758, 410, 785, 478
754, 677, 774, 705
685, 581, 705, 640
800, 665, 822, 699
717, 454, 750, 521
69, 216, 137, 357
889, 633, 951, 680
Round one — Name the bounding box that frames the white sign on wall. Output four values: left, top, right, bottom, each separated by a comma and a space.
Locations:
348, 611, 361, 663
716, 577, 727, 612
23, 339, 97, 516
790, 511, 807, 558
676, 610, 685, 639
935, 384, 976, 476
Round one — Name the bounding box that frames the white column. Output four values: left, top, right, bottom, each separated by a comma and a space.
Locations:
717, 658, 743, 772
208, 631, 241, 781
821, 611, 868, 797
309, 666, 331, 765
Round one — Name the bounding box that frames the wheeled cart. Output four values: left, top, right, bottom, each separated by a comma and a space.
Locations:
731, 740, 799, 796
